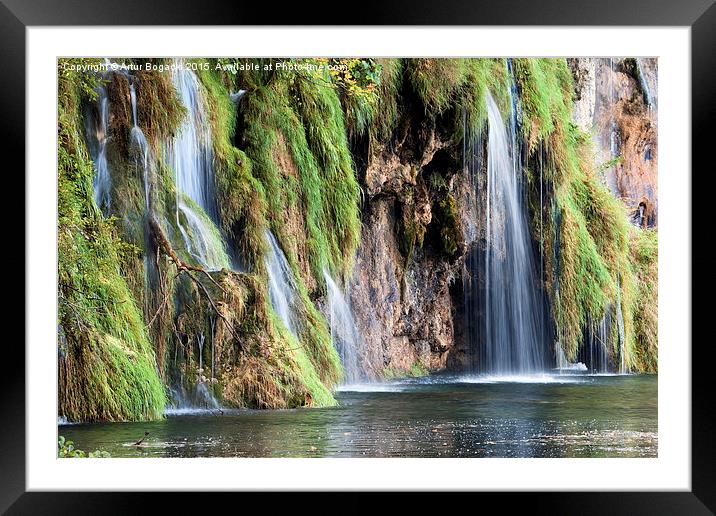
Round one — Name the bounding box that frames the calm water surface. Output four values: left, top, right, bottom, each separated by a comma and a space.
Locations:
59, 374, 657, 458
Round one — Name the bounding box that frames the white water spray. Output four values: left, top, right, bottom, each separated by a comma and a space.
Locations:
555, 342, 587, 373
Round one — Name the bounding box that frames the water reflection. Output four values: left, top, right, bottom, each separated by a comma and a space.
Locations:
59, 374, 657, 458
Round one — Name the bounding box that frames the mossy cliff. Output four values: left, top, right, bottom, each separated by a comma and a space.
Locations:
58, 57, 658, 422
58, 61, 166, 422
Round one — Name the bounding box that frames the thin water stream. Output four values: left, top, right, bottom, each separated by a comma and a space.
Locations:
86, 84, 112, 215
324, 270, 365, 384
265, 230, 300, 335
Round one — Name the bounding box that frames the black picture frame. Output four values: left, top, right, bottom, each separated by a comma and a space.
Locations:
5, 0, 713, 511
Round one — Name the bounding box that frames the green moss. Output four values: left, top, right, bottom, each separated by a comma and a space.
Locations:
278, 320, 338, 407
383, 361, 428, 379
232, 61, 362, 284
341, 58, 404, 142
215, 147, 269, 269
406, 58, 470, 117
512, 58, 575, 152
240, 78, 324, 276
292, 65, 362, 280
134, 66, 187, 145
58, 436, 111, 458
434, 191, 461, 256
194, 60, 345, 403
57, 62, 166, 422
295, 283, 343, 385
455, 58, 511, 139
371, 59, 404, 141
552, 189, 614, 359
629, 229, 658, 372
514, 57, 652, 370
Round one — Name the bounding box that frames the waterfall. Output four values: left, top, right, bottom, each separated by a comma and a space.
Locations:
128, 81, 151, 212
194, 382, 220, 410
195, 332, 220, 407
635, 58, 654, 109
461, 114, 485, 373
230, 89, 247, 103
607, 58, 619, 179
264, 230, 300, 335
555, 342, 587, 373
87, 84, 112, 215
172, 63, 217, 219
482, 91, 545, 374
198, 332, 205, 371
170, 61, 230, 271
176, 200, 230, 271
167, 331, 221, 411
583, 312, 610, 374
128, 79, 157, 321
324, 270, 364, 384
616, 279, 628, 373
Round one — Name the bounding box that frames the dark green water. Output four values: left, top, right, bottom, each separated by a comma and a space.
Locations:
59, 374, 657, 458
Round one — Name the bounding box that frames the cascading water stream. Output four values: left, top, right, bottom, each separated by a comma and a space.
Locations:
264, 230, 300, 335
616, 279, 628, 373
230, 89, 247, 103
635, 58, 654, 109
194, 332, 219, 408
556, 344, 587, 373
87, 84, 112, 215
172, 64, 217, 219
170, 61, 231, 271
210, 316, 216, 383
128, 81, 151, 211
127, 79, 158, 322
198, 332, 205, 371
581, 313, 610, 374
461, 115, 485, 373
323, 270, 364, 384
482, 91, 546, 374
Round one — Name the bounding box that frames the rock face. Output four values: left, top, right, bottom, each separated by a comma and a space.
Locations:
348, 114, 462, 376
349, 197, 457, 376
569, 58, 597, 132
568, 58, 658, 227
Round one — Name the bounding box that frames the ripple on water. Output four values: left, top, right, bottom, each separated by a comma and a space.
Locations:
165, 407, 223, 416
334, 383, 407, 393
455, 374, 589, 384
395, 373, 633, 386
60, 375, 657, 458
